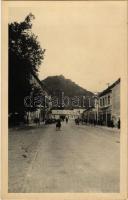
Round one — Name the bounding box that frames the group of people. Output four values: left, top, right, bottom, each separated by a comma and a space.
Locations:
75, 117, 80, 125
75, 117, 120, 129
34, 116, 120, 130
56, 117, 69, 131
33, 116, 69, 130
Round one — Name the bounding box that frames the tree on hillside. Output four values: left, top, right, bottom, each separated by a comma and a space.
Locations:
9, 13, 45, 123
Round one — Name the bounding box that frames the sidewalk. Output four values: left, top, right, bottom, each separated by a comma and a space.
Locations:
79, 123, 120, 133
9, 121, 46, 132
93, 125, 120, 133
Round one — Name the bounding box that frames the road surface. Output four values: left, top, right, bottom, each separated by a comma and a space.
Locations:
9, 120, 120, 193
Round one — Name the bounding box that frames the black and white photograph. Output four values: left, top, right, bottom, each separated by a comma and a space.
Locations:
1, 0, 128, 198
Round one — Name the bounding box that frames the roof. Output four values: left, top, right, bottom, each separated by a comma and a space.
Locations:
99, 78, 120, 97
31, 71, 43, 87
31, 71, 49, 94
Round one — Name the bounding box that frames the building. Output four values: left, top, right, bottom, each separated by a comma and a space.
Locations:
26, 72, 52, 123
82, 78, 120, 128
82, 95, 98, 124
98, 78, 120, 127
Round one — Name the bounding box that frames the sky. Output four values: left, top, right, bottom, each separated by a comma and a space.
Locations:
8, 1, 127, 93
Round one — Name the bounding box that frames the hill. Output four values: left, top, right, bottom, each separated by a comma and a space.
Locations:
42, 75, 93, 96
41, 75, 94, 109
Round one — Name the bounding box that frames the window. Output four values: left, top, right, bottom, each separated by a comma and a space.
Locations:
100, 98, 102, 106
108, 95, 110, 104
103, 98, 105, 106
105, 97, 107, 105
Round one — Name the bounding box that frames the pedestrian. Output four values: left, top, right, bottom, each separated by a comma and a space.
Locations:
56, 119, 61, 131
118, 118, 120, 129
34, 117, 40, 128
66, 117, 68, 124
75, 117, 79, 125
111, 120, 114, 128
77, 118, 79, 125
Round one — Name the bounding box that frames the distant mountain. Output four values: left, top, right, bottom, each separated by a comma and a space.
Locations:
42, 75, 93, 96
41, 75, 94, 109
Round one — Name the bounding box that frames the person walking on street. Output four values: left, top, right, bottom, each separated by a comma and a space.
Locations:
66, 117, 68, 124
56, 119, 61, 131
75, 117, 79, 125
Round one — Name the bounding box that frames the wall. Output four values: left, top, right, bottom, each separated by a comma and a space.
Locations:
112, 82, 120, 126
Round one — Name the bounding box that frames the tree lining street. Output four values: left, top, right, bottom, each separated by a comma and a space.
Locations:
9, 120, 120, 193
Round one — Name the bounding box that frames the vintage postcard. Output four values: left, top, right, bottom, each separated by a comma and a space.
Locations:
1, 0, 128, 200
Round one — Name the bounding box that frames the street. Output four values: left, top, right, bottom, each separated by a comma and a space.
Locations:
8, 120, 120, 193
